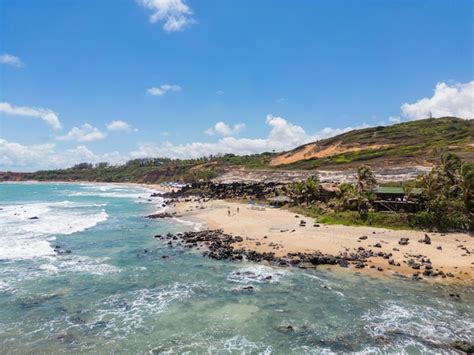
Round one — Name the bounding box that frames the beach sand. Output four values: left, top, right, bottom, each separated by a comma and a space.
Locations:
175, 199, 474, 284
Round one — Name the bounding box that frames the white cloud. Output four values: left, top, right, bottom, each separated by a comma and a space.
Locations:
0, 139, 125, 172
401, 81, 474, 120
0, 102, 62, 130
318, 123, 371, 138
138, 0, 194, 32
106, 120, 137, 132
147, 84, 182, 96
131, 115, 317, 159
0, 115, 378, 171
205, 121, 246, 136
128, 115, 374, 160
388, 116, 402, 124
56, 124, 106, 142
0, 54, 23, 67
265, 115, 314, 146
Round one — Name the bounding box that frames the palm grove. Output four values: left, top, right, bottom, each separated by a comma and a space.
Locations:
286, 153, 473, 231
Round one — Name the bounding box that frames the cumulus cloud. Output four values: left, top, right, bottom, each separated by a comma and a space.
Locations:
0, 139, 124, 172
318, 123, 371, 138
130, 115, 316, 159
138, 0, 194, 32
205, 121, 246, 136
106, 120, 137, 132
265, 115, 314, 146
0, 54, 23, 67
0, 115, 375, 171
147, 84, 182, 96
0, 102, 62, 130
128, 115, 373, 160
401, 81, 474, 120
56, 124, 106, 142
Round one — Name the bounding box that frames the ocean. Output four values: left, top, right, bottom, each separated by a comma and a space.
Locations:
0, 182, 472, 353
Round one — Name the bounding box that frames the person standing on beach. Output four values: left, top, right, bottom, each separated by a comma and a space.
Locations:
228, 207, 230, 216
237, 207, 240, 214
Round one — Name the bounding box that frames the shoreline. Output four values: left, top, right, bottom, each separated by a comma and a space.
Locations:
172, 198, 474, 285
4, 181, 473, 285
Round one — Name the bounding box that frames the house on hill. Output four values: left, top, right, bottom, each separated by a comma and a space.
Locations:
373, 186, 422, 213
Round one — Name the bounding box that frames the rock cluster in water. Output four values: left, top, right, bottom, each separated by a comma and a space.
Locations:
154, 229, 379, 269
153, 229, 458, 281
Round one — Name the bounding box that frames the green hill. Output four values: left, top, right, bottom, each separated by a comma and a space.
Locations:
269, 117, 473, 169
1, 117, 472, 183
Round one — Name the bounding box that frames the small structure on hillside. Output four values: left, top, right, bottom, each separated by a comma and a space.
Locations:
373, 186, 422, 213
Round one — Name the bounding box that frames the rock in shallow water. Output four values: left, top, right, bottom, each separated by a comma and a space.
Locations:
451, 340, 474, 354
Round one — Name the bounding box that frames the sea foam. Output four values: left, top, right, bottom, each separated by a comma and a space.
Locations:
228, 264, 288, 284
0, 200, 108, 260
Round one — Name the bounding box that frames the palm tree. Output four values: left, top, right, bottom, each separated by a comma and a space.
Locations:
402, 183, 414, 201
304, 176, 320, 205
440, 152, 462, 184
288, 181, 306, 206
336, 182, 358, 211
460, 162, 474, 213
356, 165, 377, 195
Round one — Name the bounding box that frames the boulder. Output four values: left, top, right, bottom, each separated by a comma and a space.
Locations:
399, 238, 409, 246
451, 340, 474, 354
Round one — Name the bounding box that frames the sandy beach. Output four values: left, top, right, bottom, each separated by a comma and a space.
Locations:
174, 199, 474, 284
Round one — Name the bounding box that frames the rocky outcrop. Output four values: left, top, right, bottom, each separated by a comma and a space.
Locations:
145, 212, 175, 219
161, 180, 338, 205
152, 230, 457, 282
163, 181, 287, 201
154, 230, 377, 270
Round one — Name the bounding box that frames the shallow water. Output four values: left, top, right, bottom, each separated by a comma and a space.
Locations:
0, 183, 472, 354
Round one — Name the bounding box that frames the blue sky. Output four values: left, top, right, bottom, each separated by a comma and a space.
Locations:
0, 0, 473, 171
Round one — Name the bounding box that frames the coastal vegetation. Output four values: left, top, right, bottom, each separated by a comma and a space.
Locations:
1, 117, 472, 232
271, 117, 473, 169
286, 154, 473, 231
2, 117, 472, 184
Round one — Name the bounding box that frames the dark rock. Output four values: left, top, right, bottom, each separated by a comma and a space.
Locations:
418, 234, 431, 245
69, 316, 86, 325
242, 285, 254, 291
28, 216, 39, 220
399, 238, 409, 246
146, 212, 174, 219
277, 325, 295, 333
338, 259, 349, 268
451, 340, 474, 353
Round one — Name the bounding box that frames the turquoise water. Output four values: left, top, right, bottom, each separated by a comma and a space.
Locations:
0, 182, 472, 354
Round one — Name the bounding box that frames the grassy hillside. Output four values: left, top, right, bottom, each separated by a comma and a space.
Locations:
1, 117, 472, 183
3, 153, 275, 183
270, 117, 473, 169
